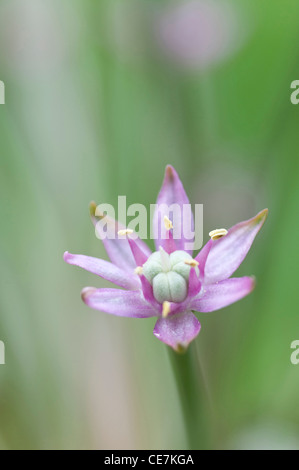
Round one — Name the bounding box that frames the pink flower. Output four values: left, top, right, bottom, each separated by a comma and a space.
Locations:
155, 0, 243, 70
64, 166, 267, 352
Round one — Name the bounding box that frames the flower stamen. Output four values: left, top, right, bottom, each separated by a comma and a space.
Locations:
162, 301, 171, 318
184, 259, 199, 267
163, 215, 173, 231
176, 343, 187, 354
209, 228, 228, 240
118, 229, 134, 237
135, 266, 143, 275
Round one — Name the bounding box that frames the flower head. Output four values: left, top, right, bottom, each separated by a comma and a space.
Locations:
64, 165, 267, 352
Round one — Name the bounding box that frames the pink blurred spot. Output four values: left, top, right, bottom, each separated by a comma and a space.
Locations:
156, 0, 245, 70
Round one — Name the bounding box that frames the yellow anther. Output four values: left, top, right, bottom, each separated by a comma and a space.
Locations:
184, 259, 199, 268
164, 215, 173, 231
209, 228, 228, 241
162, 301, 171, 319
176, 343, 188, 354
135, 266, 143, 276
117, 229, 134, 237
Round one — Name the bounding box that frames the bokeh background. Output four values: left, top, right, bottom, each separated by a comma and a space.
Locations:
0, 0, 299, 450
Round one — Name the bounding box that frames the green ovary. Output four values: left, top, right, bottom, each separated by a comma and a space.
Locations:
143, 249, 199, 303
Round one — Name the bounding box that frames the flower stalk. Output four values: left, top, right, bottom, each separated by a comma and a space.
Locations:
168, 345, 211, 450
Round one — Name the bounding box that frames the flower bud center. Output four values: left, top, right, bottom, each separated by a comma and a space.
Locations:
143, 248, 199, 303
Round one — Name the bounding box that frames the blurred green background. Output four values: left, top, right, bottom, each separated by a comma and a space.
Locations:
0, 0, 299, 450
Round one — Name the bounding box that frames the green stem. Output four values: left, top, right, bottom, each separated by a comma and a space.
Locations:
167, 345, 212, 450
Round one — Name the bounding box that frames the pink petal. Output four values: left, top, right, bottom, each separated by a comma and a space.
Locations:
81, 288, 157, 318
128, 239, 149, 266
195, 238, 213, 280
188, 267, 201, 297
153, 312, 201, 351
162, 230, 179, 254
204, 209, 268, 284
90, 202, 151, 273
140, 275, 161, 311
63, 252, 140, 290
153, 165, 194, 255
191, 276, 255, 313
